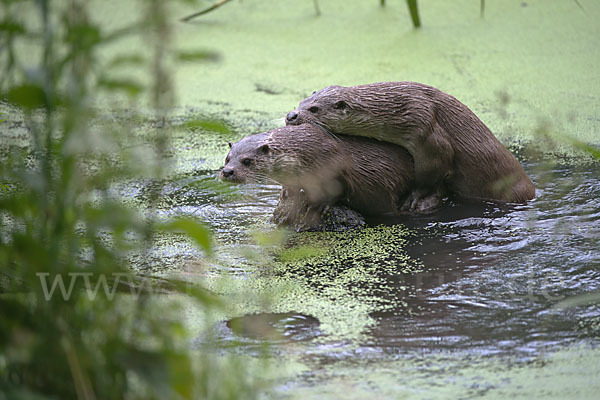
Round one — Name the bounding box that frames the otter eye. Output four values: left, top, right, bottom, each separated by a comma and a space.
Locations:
334, 101, 347, 110
225, 156, 230, 163
308, 106, 319, 113
242, 158, 252, 166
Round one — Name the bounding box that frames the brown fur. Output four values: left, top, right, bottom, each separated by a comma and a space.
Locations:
220, 124, 423, 217
285, 81, 535, 207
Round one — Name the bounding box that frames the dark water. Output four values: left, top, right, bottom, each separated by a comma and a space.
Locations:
359, 161, 600, 356
147, 160, 600, 361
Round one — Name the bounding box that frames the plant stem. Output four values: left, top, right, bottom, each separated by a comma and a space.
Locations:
406, 0, 421, 28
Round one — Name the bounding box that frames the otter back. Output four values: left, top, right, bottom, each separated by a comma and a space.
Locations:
286, 81, 535, 205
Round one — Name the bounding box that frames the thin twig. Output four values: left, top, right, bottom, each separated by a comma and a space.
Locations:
180, 0, 234, 22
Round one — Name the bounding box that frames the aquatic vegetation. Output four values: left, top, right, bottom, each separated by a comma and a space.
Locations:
0, 0, 266, 398
182, 0, 424, 28
2, 0, 598, 398
406, 0, 421, 28
181, 0, 321, 21
205, 224, 422, 342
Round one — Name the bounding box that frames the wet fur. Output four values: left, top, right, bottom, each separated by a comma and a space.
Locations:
220, 124, 417, 217
287, 81, 535, 203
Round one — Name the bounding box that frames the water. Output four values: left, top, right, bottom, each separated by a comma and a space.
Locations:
127, 155, 600, 396
360, 161, 600, 356
3, 0, 597, 396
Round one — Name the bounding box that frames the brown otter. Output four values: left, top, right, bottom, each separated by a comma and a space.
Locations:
220, 124, 433, 229
285, 82, 535, 210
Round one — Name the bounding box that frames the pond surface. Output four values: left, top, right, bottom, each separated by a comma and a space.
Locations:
92, 0, 600, 396
141, 154, 600, 398
0, 0, 598, 397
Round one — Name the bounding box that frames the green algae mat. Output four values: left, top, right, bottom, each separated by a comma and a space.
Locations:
93, 0, 599, 169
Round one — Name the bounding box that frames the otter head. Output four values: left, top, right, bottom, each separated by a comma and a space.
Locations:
285, 85, 357, 132
220, 133, 273, 184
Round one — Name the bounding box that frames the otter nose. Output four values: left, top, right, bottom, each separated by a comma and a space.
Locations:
286, 110, 298, 123
221, 168, 234, 179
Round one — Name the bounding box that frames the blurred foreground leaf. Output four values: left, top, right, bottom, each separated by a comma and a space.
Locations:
118, 348, 171, 397
5, 84, 46, 110
98, 77, 144, 97
0, 0, 265, 398
101, 22, 145, 45
176, 50, 220, 63
181, 118, 232, 134
106, 54, 146, 69
537, 121, 600, 160
168, 352, 194, 399
0, 20, 25, 34
65, 22, 102, 51
565, 137, 600, 159
159, 218, 213, 255
554, 291, 600, 309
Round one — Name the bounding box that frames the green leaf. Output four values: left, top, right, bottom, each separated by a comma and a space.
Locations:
0, 20, 25, 34
118, 348, 171, 396
102, 22, 144, 45
175, 50, 220, 63
98, 78, 144, 97
181, 118, 231, 134
159, 218, 213, 255
154, 277, 223, 307
106, 54, 145, 69
167, 352, 194, 399
566, 137, 600, 159
65, 23, 102, 51
5, 84, 46, 110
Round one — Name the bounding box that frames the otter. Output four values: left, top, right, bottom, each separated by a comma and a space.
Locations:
285, 82, 535, 210
220, 124, 433, 229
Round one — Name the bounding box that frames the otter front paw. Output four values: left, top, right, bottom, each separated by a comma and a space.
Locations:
401, 191, 423, 211
414, 194, 442, 212
401, 190, 442, 213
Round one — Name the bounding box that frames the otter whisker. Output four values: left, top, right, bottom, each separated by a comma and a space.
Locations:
251, 171, 282, 187
263, 177, 280, 186
314, 122, 339, 141
254, 173, 279, 186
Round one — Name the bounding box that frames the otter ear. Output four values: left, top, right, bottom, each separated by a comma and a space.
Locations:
259, 144, 270, 154
334, 100, 348, 110
312, 90, 317, 95
228, 142, 233, 148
